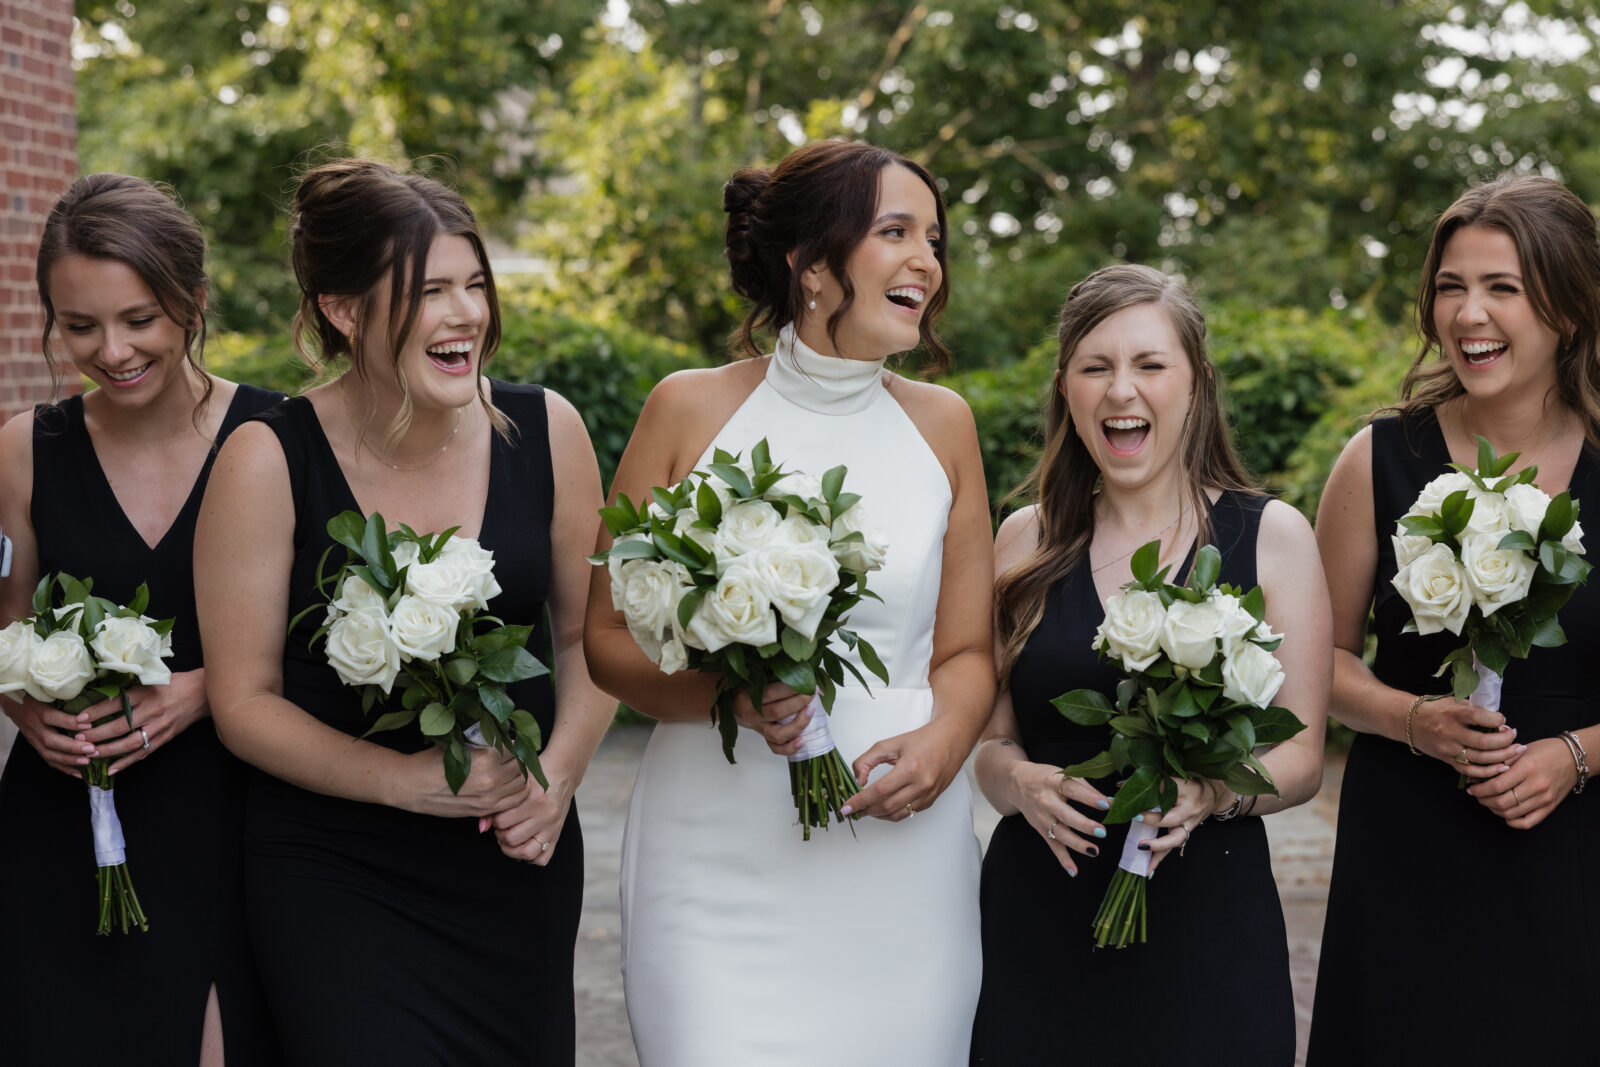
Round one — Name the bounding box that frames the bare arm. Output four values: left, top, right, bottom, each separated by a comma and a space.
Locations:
196, 422, 524, 818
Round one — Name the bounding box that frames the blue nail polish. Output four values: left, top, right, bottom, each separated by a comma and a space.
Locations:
1133, 814, 1145, 823
1093, 826, 1107, 839
1067, 867, 1077, 878
1137, 841, 1151, 851
1096, 798, 1110, 810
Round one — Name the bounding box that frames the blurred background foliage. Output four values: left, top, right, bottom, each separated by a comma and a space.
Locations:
76, 0, 1600, 517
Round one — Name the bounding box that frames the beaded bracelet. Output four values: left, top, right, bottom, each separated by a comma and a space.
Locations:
1558, 730, 1589, 795
1213, 791, 1245, 821
1405, 693, 1445, 756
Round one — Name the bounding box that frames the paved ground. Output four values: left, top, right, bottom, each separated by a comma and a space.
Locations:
0, 718, 1340, 1066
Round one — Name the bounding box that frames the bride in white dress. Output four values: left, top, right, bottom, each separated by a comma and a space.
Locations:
584, 140, 994, 1065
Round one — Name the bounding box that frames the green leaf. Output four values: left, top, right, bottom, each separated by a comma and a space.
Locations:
480, 684, 514, 723
1051, 689, 1115, 726
444, 656, 478, 687
1476, 434, 1495, 475
1249, 704, 1308, 745
708, 463, 752, 498
855, 638, 889, 686
695, 480, 724, 525
360, 709, 417, 738
1496, 530, 1537, 553
1439, 490, 1475, 538
1129, 540, 1161, 584
1540, 492, 1575, 542
1105, 765, 1162, 823
821, 465, 846, 502
443, 746, 469, 795
419, 702, 454, 736
750, 438, 771, 471
1189, 544, 1222, 592
780, 626, 817, 662
771, 659, 817, 694
1241, 586, 1266, 623
1059, 750, 1118, 779
1529, 616, 1567, 648
480, 648, 548, 684
1179, 721, 1212, 743
1109, 714, 1157, 738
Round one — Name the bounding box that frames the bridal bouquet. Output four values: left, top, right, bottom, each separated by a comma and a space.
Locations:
1391, 437, 1589, 715
297, 511, 549, 793
0, 574, 173, 934
591, 439, 891, 840
1053, 541, 1306, 948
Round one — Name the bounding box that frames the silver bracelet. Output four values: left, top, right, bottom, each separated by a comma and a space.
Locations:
1213, 791, 1245, 821
1558, 730, 1589, 795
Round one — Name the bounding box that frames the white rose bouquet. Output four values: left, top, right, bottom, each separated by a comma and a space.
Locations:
0, 573, 174, 934
295, 511, 549, 794
590, 439, 891, 840
1391, 437, 1590, 719
1053, 541, 1306, 948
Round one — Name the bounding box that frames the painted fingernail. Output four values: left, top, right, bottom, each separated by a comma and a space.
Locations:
1067, 867, 1077, 878
1137, 841, 1151, 852
1087, 845, 1099, 857
1518, 745, 1527, 754
1133, 814, 1145, 823
1093, 826, 1107, 839
1096, 799, 1110, 810
839, 804, 853, 816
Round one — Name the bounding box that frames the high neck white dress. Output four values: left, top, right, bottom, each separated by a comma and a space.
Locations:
620, 328, 983, 1065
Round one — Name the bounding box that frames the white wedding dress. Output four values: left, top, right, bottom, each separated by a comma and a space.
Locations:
620, 326, 983, 1065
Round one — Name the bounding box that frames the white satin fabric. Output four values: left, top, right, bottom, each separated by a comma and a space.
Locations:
620, 327, 982, 1065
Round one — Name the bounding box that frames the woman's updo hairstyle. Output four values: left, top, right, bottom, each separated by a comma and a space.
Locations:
290, 157, 507, 443
723, 139, 951, 373
35, 173, 212, 409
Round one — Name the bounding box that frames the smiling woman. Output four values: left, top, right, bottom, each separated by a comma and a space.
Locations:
0, 173, 283, 1066
194, 158, 612, 1065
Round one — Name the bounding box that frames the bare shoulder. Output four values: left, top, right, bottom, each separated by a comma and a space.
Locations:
541, 386, 588, 442
994, 505, 1042, 574
212, 419, 289, 485
0, 406, 35, 472
648, 359, 768, 418
1326, 423, 1374, 491
624, 359, 769, 485
1258, 497, 1320, 568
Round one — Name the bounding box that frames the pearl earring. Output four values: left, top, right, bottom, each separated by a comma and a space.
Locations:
808, 297, 816, 310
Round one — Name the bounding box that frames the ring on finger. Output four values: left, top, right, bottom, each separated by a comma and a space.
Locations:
904, 804, 916, 819
1455, 746, 1471, 765
1511, 786, 1522, 806
534, 835, 549, 853
139, 727, 151, 752
1179, 823, 1194, 858
1047, 819, 1057, 841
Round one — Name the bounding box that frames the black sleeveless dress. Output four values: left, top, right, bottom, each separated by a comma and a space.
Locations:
245, 381, 581, 1066
1308, 411, 1600, 1064
972, 491, 1295, 1066
0, 385, 283, 1066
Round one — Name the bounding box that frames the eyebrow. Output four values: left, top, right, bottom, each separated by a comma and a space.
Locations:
423, 270, 486, 286
1435, 269, 1523, 284
875, 211, 939, 231
56, 302, 162, 319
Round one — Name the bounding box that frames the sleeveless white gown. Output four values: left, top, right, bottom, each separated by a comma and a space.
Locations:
620, 326, 983, 1065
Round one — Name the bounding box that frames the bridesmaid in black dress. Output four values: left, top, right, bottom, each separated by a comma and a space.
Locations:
195, 160, 613, 1065
0, 174, 281, 1065
1309, 176, 1600, 1063
971, 265, 1331, 1065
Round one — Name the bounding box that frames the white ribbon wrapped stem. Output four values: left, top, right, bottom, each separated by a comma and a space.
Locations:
464, 722, 487, 747
1470, 652, 1503, 714
777, 694, 836, 763
1117, 819, 1158, 878
87, 785, 126, 867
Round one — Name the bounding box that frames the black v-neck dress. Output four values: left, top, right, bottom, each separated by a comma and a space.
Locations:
244, 382, 581, 1066
0, 385, 283, 1066
971, 490, 1295, 1066
1309, 410, 1600, 1063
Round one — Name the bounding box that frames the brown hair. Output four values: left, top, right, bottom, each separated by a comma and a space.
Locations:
723, 140, 952, 373
1392, 174, 1600, 446
35, 172, 214, 417
994, 264, 1259, 680
290, 158, 508, 446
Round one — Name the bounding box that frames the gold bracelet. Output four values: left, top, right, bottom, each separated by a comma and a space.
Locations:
1404, 693, 1442, 756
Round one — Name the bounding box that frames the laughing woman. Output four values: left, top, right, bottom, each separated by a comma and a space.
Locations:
195, 159, 612, 1064
1308, 175, 1600, 1063
970, 265, 1330, 1065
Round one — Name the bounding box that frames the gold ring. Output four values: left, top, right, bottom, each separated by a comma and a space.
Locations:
1511, 786, 1522, 806
1047, 820, 1057, 841
1180, 824, 1193, 858
1455, 746, 1471, 765
905, 804, 916, 819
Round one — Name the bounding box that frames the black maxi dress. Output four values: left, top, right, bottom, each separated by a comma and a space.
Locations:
971, 490, 1296, 1066
245, 381, 581, 1066
1308, 410, 1600, 1064
0, 385, 283, 1066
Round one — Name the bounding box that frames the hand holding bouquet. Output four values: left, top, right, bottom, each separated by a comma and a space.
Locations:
0, 574, 174, 934
1391, 436, 1589, 712
591, 439, 891, 840
1053, 541, 1306, 947
298, 511, 549, 794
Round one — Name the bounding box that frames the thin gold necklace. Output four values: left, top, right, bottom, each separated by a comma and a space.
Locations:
1457, 403, 1566, 475
340, 378, 462, 472
1091, 511, 1182, 574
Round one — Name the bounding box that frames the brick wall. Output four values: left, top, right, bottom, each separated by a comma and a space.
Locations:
0, 0, 75, 424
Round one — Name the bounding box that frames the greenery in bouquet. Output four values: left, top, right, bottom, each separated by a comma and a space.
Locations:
0, 574, 175, 934
1052, 541, 1306, 947
591, 438, 891, 839
297, 511, 549, 794
1391, 436, 1590, 701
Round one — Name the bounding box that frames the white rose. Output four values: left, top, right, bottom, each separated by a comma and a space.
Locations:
1460, 533, 1538, 616
0, 621, 40, 696
770, 512, 830, 548
743, 540, 840, 640
90, 615, 173, 686
713, 500, 783, 569
1092, 589, 1166, 671
1222, 642, 1286, 709
388, 594, 461, 662
24, 630, 96, 703
1462, 488, 1512, 539
331, 574, 388, 617
1563, 517, 1587, 556
1158, 597, 1226, 671
433, 537, 502, 611
657, 634, 689, 675
618, 559, 694, 641
686, 564, 778, 652
405, 556, 474, 611
830, 503, 890, 574
771, 472, 823, 502
607, 534, 654, 610
670, 509, 716, 554
325, 609, 402, 693
1411, 472, 1474, 517
391, 540, 422, 573
1392, 542, 1472, 635
1391, 526, 1436, 570
1209, 592, 1262, 656
1502, 483, 1552, 538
